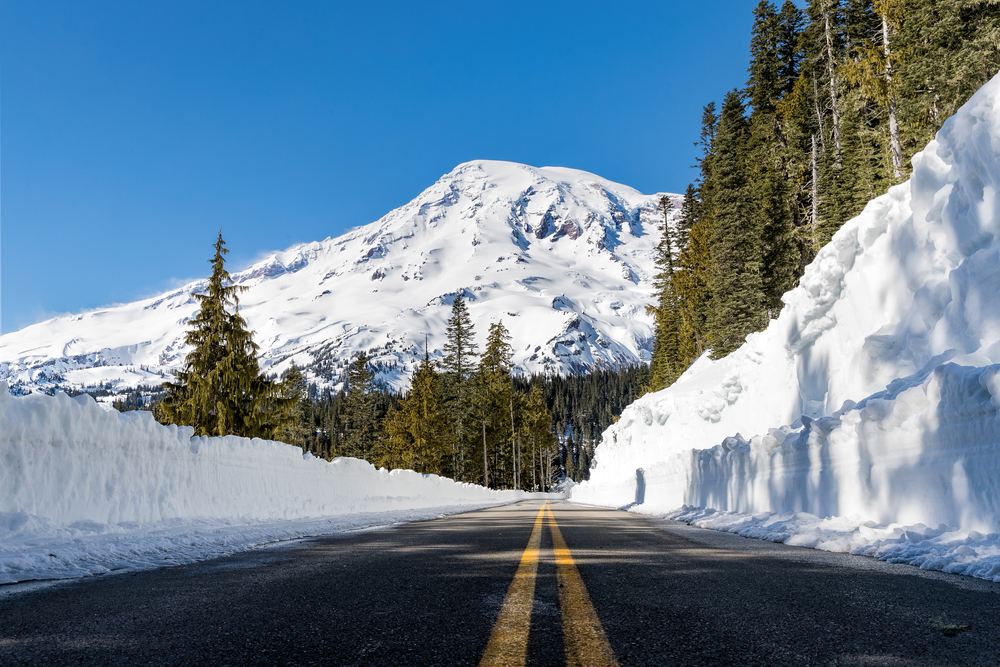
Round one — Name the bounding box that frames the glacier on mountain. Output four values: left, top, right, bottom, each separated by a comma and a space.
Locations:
571, 72, 1000, 582
0, 161, 674, 395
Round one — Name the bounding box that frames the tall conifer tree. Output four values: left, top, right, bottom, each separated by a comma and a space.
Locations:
157, 233, 291, 438
441, 295, 478, 480
647, 196, 683, 392
342, 352, 378, 459
707, 91, 767, 357
475, 322, 514, 488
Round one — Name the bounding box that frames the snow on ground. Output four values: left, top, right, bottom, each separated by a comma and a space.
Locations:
0, 383, 546, 584
662, 506, 1000, 582
571, 72, 1000, 582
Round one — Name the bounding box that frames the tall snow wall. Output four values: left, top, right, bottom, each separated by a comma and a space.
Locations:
0, 383, 527, 528
572, 71, 1000, 535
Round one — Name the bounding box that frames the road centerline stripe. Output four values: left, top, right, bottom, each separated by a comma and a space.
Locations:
546, 505, 620, 667
478, 503, 547, 667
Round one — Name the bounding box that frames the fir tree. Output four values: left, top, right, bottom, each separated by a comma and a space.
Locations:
522, 385, 556, 491
474, 321, 514, 488
707, 91, 767, 358
747, 0, 801, 318
441, 295, 478, 481
156, 233, 291, 438
647, 196, 684, 392
379, 350, 452, 475
278, 363, 313, 448
673, 183, 712, 365
342, 352, 378, 460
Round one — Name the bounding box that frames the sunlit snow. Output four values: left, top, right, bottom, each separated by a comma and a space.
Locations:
571, 72, 1000, 583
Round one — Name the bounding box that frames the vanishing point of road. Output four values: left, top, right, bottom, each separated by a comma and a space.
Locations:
1, 500, 998, 666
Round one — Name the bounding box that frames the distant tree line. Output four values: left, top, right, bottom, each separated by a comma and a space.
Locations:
137, 234, 644, 488
647, 0, 1000, 393
276, 298, 648, 489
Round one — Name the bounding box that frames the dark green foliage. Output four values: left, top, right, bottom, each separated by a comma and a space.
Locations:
475, 322, 514, 488
647, 196, 684, 392
379, 351, 452, 474
156, 233, 292, 438
515, 364, 650, 483
278, 364, 313, 449
441, 295, 478, 480
707, 91, 767, 358
341, 352, 380, 459
647, 0, 998, 371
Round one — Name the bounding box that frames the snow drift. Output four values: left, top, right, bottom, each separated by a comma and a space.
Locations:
0, 383, 537, 583
571, 73, 1000, 581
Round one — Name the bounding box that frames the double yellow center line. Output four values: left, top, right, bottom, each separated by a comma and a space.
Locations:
479, 504, 619, 667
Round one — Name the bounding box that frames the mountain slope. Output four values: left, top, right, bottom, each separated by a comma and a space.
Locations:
0, 161, 674, 394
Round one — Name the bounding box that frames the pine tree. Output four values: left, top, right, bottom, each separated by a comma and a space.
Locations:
156, 233, 291, 438
441, 295, 478, 481
378, 350, 452, 475
474, 321, 514, 488
646, 196, 685, 392
342, 352, 378, 460
522, 385, 556, 491
896, 0, 1000, 157
707, 91, 767, 358
747, 0, 801, 318
279, 363, 313, 448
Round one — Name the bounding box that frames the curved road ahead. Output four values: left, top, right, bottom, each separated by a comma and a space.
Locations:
1, 501, 998, 666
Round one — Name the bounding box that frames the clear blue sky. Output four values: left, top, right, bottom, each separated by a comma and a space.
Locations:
2, 0, 764, 334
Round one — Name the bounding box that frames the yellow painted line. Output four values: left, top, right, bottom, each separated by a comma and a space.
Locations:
546, 505, 619, 667
478, 504, 547, 667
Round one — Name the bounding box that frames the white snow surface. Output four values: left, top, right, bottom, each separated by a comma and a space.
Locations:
0, 382, 545, 584
571, 73, 1000, 582
0, 161, 674, 395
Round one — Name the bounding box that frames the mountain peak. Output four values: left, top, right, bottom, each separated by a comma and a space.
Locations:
0, 161, 678, 396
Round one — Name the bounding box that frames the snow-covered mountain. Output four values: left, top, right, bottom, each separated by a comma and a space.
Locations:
0, 161, 674, 394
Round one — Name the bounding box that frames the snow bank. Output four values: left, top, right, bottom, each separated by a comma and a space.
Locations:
0, 383, 540, 583
572, 72, 1000, 581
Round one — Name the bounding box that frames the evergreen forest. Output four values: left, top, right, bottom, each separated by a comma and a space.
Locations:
273, 298, 649, 489
646, 0, 1000, 392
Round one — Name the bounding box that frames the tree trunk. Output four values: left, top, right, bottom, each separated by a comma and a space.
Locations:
811, 134, 820, 248
882, 14, 903, 180
813, 77, 827, 155
532, 434, 537, 491
823, 10, 842, 166
509, 395, 515, 489
482, 419, 489, 488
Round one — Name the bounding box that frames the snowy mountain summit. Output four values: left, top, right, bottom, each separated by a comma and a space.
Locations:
0, 161, 674, 394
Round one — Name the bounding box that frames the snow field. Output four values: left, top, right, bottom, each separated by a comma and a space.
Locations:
0, 161, 675, 395
572, 72, 1000, 582
0, 383, 543, 584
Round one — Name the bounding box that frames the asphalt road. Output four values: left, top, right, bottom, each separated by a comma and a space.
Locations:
1, 500, 998, 666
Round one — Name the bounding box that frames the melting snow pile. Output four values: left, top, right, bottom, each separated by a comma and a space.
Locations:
0, 384, 538, 584
571, 72, 1000, 582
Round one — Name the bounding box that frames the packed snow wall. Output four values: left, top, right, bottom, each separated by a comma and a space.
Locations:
0, 383, 528, 529
572, 72, 1000, 537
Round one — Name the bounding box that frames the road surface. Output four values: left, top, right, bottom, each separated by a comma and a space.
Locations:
1, 500, 998, 666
